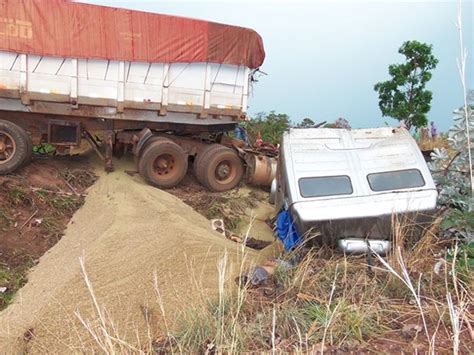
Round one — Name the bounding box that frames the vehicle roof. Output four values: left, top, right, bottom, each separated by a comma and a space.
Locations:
281, 127, 436, 205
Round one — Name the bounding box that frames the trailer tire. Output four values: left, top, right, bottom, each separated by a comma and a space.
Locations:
194, 144, 243, 192
20, 129, 33, 166
0, 120, 30, 174
138, 137, 188, 189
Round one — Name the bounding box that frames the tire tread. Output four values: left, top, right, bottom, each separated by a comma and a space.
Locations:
194, 144, 243, 191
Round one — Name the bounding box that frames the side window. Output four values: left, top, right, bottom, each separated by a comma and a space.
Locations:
299, 176, 353, 198
367, 169, 425, 192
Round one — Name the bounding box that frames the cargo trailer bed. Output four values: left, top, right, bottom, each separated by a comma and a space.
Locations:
0, 51, 250, 124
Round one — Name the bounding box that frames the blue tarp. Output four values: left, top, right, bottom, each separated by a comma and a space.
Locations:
276, 210, 301, 251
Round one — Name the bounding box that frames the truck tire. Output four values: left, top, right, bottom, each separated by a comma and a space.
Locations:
194, 144, 243, 192
20, 128, 33, 167
0, 120, 30, 174
138, 137, 188, 189
134, 135, 162, 166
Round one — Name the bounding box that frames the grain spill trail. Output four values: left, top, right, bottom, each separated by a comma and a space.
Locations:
0, 158, 271, 353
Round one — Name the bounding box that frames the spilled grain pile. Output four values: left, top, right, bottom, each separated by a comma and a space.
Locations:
0, 163, 269, 353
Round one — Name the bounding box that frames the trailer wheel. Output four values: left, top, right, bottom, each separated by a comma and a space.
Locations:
138, 137, 188, 189
194, 144, 243, 192
0, 120, 30, 174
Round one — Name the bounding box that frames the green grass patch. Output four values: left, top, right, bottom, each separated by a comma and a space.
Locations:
7, 186, 33, 206
0, 263, 31, 310
0, 208, 13, 228
34, 190, 84, 216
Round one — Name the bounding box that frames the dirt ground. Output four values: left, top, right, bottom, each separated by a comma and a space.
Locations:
166, 172, 277, 244
0, 157, 95, 261
0, 154, 278, 353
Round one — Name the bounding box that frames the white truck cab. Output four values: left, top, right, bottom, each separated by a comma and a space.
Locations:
272, 127, 438, 253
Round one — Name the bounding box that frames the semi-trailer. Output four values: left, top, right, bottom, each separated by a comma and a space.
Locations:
0, 0, 272, 191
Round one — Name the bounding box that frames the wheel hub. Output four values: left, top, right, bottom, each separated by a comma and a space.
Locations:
153, 154, 174, 176
0, 132, 15, 163
216, 161, 231, 181
157, 158, 168, 169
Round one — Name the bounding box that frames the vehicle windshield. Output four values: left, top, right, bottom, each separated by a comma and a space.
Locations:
367, 169, 425, 192
299, 176, 353, 198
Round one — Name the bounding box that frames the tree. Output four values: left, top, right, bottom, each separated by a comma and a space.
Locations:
429, 106, 473, 241
374, 40, 439, 128
297, 117, 315, 128
242, 111, 290, 144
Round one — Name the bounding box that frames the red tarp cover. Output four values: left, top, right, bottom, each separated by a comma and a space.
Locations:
0, 0, 265, 68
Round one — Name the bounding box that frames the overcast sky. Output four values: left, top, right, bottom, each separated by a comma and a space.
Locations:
80, 0, 473, 131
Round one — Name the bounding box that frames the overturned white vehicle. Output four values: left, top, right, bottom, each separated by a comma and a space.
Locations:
271, 127, 438, 254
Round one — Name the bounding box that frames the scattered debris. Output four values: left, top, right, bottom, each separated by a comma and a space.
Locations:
211, 219, 226, 236
433, 259, 445, 275
125, 170, 139, 177
228, 233, 243, 243
31, 219, 43, 228
211, 219, 272, 250
62, 178, 79, 197
402, 324, 423, 339
251, 131, 280, 157
30, 187, 84, 197
19, 210, 38, 231
240, 260, 279, 286
244, 237, 272, 250
23, 328, 35, 343
0, 287, 7, 294
204, 340, 215, 354
247, 266, 270, 286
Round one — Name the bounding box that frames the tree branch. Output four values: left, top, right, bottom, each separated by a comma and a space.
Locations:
443, 151, 463, 177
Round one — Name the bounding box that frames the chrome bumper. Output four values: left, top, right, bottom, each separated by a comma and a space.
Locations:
338, 238, 391, 255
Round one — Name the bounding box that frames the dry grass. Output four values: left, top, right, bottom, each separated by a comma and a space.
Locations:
68, 216, 472, 353
418, 136, 449, 151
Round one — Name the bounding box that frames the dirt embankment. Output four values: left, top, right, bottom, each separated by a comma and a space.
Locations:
0, 158, 275, 353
